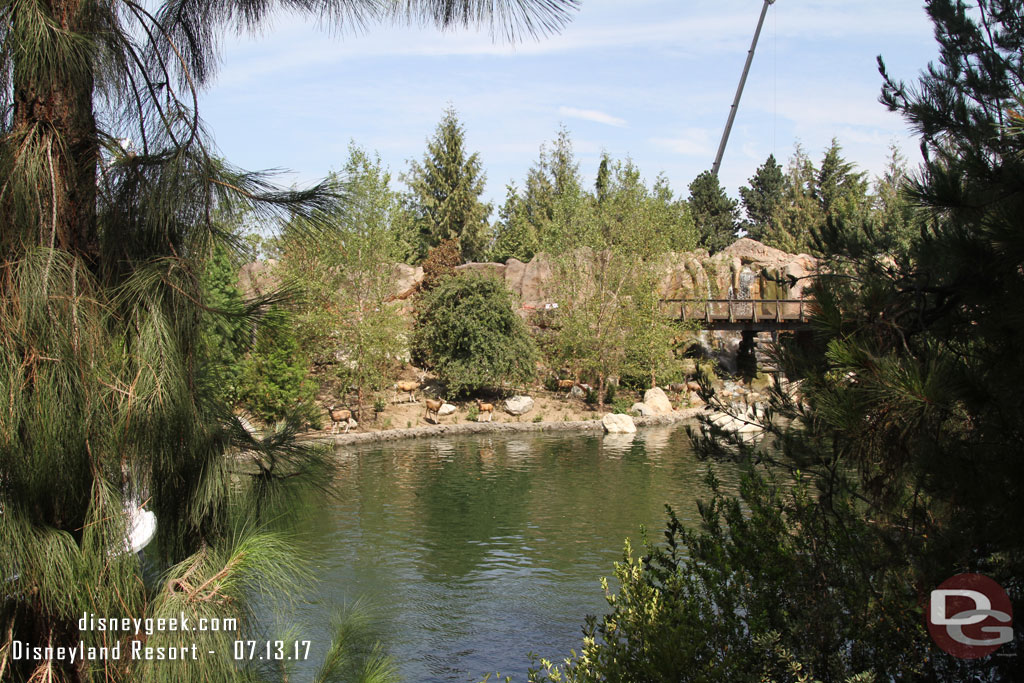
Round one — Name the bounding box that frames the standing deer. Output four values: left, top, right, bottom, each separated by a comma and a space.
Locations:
424, 398, 443, 423
328, 405, 356, 434
393, 375, 423, 403
475, 399, 494, 422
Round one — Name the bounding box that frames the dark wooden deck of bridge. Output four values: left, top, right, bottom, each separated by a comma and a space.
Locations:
660, 298, 812, 332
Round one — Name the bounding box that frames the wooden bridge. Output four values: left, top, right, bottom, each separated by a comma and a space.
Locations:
659, 298, 813, 332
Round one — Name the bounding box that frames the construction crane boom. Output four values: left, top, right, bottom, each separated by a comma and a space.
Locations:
711, 0, 776, 177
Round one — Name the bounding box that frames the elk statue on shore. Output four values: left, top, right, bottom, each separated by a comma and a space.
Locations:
475, 399, 494, 422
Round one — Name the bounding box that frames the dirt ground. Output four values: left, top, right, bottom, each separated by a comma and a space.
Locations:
310, 378, 695, 436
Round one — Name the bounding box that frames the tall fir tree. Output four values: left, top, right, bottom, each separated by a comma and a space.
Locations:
687, 170, 740, 254
523, 126, 590, 252
758, 143, 823, 253
738, 153, 785, 242
404, 108, 492, 262
489, 183, 540, 263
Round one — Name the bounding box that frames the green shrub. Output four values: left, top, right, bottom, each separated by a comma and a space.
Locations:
412, 272, 538, 396
611, 396, 632, 414
603, 382, 617, 404
584, 388, 599, 405
237, 310, 319, 426
467, 403, 479, 421
619, 372, 651, 392
543, 376, 561, 392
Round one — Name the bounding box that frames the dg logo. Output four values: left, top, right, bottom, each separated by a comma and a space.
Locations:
927, 573, 1013, 658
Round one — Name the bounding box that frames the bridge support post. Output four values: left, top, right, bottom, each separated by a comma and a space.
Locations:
737, 330, 758, 380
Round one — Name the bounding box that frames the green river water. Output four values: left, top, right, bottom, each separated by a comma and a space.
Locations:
286, 423, 741, 682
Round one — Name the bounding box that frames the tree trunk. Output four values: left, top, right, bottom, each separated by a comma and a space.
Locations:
9, 0, 98, 267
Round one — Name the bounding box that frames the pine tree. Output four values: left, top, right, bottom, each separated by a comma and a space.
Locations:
687, 170, 739, 254
758, 144, 822, 253
489, 183, 540, 263
738, 153, 785, 241
518, 126, 591, 253
814, 138, 869, 222
532, 4, 1024, 681
404, 108, 492, 262
0, 1, 577, 679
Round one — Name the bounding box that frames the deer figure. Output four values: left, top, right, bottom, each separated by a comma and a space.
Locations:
475, 399, 494, 422
393, 372, 426, 403
328, 405, 355, 434
424, 397, 443, 423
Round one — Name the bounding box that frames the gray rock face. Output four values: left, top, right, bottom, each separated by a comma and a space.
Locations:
391, 263, 423, 299
630, 402, 655, 417
504, 395, 535, 416
237, 259, 279, 299
643, 387, 674, 415
570, 385, 586, 399
602, 413, 636, 434
437, 403, 456, 416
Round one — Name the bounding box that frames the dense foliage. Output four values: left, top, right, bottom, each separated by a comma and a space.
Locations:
413, 272, 538, 396
528, 1, 1024, 681
0, 0, 578, 679
278, 144, 410, 411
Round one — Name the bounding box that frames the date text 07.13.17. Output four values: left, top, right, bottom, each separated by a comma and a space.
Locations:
233, 640, 311, 661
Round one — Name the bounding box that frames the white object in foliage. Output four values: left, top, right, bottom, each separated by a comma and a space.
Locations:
124, 502, 157, 554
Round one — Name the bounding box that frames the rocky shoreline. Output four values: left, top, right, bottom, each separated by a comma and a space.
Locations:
319, 409, 703, 447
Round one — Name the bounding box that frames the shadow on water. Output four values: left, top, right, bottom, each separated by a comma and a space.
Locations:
283, 423, 742, 682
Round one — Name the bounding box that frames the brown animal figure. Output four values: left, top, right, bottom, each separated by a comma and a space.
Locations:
394, 379, 421, 403
424, 398, 443, 423
557, 379, 575, 392
475, 399, 494, 422
328, 405, 354, 434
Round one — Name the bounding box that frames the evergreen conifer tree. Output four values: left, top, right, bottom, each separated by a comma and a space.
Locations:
404, 108, 492, 261
738, 153, 784, 241
687, 170, 739, 254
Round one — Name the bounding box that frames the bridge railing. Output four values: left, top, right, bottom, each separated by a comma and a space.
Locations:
659, 298, 811, 324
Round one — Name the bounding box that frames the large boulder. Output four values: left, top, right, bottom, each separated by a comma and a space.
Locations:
722, 237, 793, 265
391, 263, 423, 300
503, 258, 527, 299
643, 387, 674, 415
237, 260, 279, 299
630, 402, 655, 417
504, 395, 535, 416
602, 413, 636, 434
437, 403, 457, 417
519, 253, 554, 309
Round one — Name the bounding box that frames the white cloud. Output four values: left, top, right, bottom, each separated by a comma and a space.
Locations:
650, 128, 714, 157
557, 106, 626, 127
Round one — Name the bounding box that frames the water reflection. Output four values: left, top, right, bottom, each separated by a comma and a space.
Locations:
291, 423, 740, 682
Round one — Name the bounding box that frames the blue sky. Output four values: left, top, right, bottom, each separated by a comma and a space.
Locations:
198, 0, 939, 212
